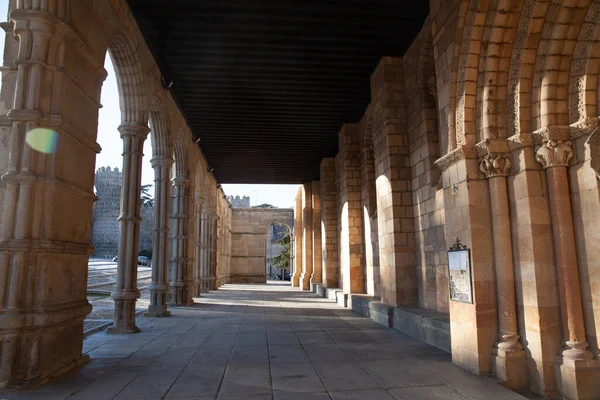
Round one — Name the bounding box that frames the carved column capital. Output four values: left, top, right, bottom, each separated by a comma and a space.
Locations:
150, 156, 174, 168
172, 176, 190, 186
533, 126, 575, 169
118, 123, 150, 140
535, 139, 574, 169
476, 139, 512, 178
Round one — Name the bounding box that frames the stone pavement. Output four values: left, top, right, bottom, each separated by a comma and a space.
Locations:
5, 282, 528, 400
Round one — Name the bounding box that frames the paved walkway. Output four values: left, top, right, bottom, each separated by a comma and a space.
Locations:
6, 282, 527, 400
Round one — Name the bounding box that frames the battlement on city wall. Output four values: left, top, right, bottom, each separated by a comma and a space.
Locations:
227, 195, 251, 208
92, 166, 153, 258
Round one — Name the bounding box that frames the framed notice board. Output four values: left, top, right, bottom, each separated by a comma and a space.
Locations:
447, 238, 473, 303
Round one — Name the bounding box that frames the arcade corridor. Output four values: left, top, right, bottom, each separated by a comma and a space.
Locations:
6, 283, 527, 400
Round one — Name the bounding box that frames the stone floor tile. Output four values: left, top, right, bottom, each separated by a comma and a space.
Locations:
67, 367, 145, 400
329, 388, 395, 400
152, 345, 200, 366
296, 331, 334, 344
272, 390, 331, 400
303, 344, 352, 362
268, 345, 310, 363
267, 333, 300, 345
312, 361, 382, 392
218, 396, 273, 400
389, 385, 470, 400
339, 342, 402, 361
327, 330, 374, 343
205, 333, 239, 346
113, 365, 186, 400
230, 345, 269, 364
236, 333, 268, 346
358, 359, 441, 389
165, 364, 227, 398
191, 345, 234, 366
271, 362, 325, 393
219, 364, 272, 396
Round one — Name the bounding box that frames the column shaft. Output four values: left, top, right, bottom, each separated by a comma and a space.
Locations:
109, 123, 150, 334
146, 156, 173, 317
169, 177, 193, 306
300, 183, 314, 290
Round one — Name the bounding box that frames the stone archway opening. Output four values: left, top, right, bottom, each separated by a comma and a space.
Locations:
266, 222, 292, 281
86, 51, 155, 334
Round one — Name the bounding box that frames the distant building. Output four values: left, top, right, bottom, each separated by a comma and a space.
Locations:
227, 195, 251, 208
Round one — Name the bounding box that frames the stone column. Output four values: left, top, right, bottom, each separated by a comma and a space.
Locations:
477, 140, 526, 390
200, 205, 209, 291
206, 209, 217, 290
291, 188, 303, 287
169, 177, 193, 306
534, 129, 599, 399
311, 181, 323, 286
336, 125, 365, 295
108, 123, 150, 334
145, 156, 173, 317
192, 198, 204, 296
371, 58, 415, 307
300, 183, 314, 290
320, 158, 339, 287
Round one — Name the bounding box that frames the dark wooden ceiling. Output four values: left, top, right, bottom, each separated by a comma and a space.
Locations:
127, 0, 429, 183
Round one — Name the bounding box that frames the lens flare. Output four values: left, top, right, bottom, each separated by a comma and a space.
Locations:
25, 128, 59, 154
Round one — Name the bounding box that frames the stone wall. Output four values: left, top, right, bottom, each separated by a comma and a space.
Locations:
91, 166, 153, 258
230, 208, 294, 283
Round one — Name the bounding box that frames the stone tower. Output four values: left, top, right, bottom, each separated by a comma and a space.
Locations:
92, 167, 154, 258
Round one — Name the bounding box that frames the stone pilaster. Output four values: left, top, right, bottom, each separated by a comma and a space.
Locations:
200, 205, 209, 292
533, 127, 599, 400
108, 123, 150, 334
320, 158, 339, 287
192, 198, 204, 297
300, 183, 314, 290
207, 209, 218, 290
311, 181, 322, 286
0, 6, 95, 386
169, 177, 194, 306
371, 58, 415, 307
477, 139, 527, 390
338, 125, 365, 295
145, 156, 173, 317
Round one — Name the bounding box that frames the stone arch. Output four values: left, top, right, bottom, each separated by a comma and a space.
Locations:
450, 0, 486, 149
506, 0, 538, 138
533, 1, 592, 129
106, 31, 150, 125
477, 0, 521, 140
149, 91, 173, 159
569, 0, 600, 125
172, 127, 189, 179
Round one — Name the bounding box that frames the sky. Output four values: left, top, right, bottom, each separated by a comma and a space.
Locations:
96, 54, 299, 208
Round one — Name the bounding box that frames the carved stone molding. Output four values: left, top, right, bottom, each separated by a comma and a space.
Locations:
476, 139, 512, 178
434, 146, 466, 172
586, 128, 600, 179
507, 132, 534, 151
